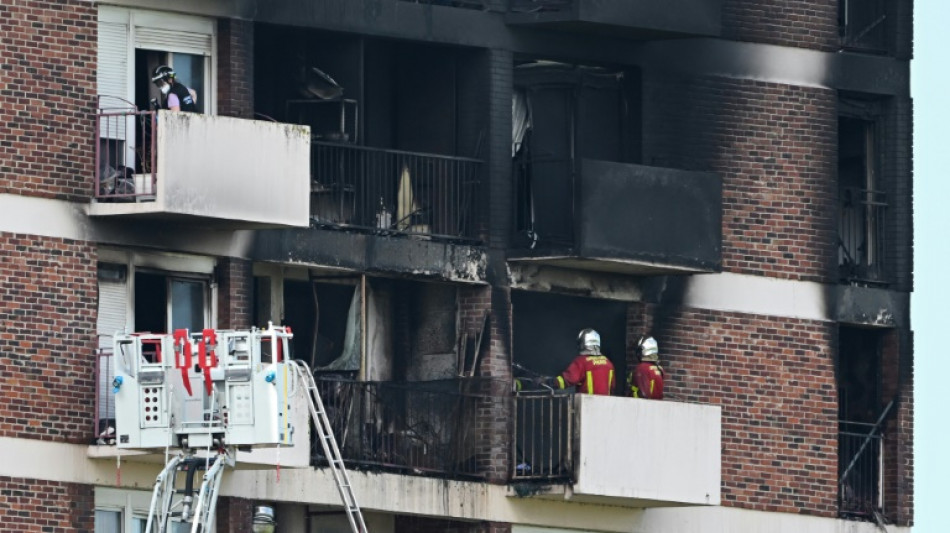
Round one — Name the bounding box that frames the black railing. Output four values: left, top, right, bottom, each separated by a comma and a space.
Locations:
509, 0, 572, 13
312, 377, 497, 479
839, 420, 884, 518
400, 0, 490, 9
311, 142, 482, 242
838, 0, 888, 52
838, 187, 887, 285
511, 390, 573, 481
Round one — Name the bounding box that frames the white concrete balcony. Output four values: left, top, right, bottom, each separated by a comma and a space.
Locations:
513, 392, 721, 507
89, 110, 310, 228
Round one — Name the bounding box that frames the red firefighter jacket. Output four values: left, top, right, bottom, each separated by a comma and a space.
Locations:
630, 361, 664, 399
556, 354, 615, 395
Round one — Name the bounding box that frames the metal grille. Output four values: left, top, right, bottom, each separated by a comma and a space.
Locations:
839, 420, 884, 518
95, 98, 157, 202
838, 187, 887, 285
312, 377, 496, 479
94, 349, 117, 444
311, 142, 482, 241
399, 0, 490, 10
512, 391, 573, 481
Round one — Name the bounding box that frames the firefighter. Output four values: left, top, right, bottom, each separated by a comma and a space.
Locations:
629, 336, 664, 400
539, 328, 615, 395
151, 65, 198, 112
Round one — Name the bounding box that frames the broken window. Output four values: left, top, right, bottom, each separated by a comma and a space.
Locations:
512, 60, 640, 248
838, 103, 887, 285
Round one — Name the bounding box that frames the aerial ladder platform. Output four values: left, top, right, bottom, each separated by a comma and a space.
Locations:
111, 324, 367, 532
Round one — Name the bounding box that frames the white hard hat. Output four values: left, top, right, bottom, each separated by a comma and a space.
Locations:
639, 336, 659, 361
577, 328, 601, 353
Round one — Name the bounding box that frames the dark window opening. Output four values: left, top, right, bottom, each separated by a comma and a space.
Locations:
838, 114, 887, 286
511, 290, 626, 388
838, 326, 887, 520
255, 26, 485, 240
838, 0, 888, 52
134, 271, 208, 334
512, 60, 641, 248
282, 278, 358, 370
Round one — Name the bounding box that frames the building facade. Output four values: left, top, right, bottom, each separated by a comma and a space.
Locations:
0, 1, 913, 532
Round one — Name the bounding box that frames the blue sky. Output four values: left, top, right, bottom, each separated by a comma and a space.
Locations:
912, 1, 946, 531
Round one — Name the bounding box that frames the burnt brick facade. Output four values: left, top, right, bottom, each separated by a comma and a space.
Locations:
722, 0, 839, 51
216, 257, 253, 330
0, 0, 96, 202
643, 75, 839, 283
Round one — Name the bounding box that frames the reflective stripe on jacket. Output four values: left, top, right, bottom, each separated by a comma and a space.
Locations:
556, 354, 615, 395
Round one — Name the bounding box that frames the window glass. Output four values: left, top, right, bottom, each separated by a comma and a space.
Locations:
172, 52, 206, 113
95, 510, 122, 533
171, 279, 205, 332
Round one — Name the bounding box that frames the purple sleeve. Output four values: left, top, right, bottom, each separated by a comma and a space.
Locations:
167, 93, 180, 108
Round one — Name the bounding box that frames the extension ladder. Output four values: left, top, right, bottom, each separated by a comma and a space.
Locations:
290, 360, 368, 533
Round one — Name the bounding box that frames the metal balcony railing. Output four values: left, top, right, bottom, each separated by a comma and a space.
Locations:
311, 142, 482, 241
94, 348, 117, 444
839, 419, 884, 518
95, 99, 157, 202
838, 187, 888, 285
399, 0, 490, 9
312, 377, 497, 479
509, 0, 571, 13
511, 390, 573, 481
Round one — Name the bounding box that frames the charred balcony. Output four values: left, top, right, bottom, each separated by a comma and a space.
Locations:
507, 0, 722, 39
511, 62, 721, 275
89, 105, 310, 228
256, 27, 489, 247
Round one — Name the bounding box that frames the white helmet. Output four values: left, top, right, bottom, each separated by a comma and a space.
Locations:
639, 336, 659, 362
577, 328, 601, 354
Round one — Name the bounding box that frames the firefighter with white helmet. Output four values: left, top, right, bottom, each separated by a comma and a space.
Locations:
536, 328, 615, 395
629, 336, 664, 399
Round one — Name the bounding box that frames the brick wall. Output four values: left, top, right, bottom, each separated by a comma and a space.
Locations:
0, 477, 93, 532
216, 257, 252, 330
217, 18, 255, 119
0, 233, 97, 442
0, 0, 96, 202
881, 329, 913, 526
215, 496, 254, 533
643, 75, 838, 283
634, 305, 839, 516
722, 0, 838, 51
459, 285, 511, 483
881, 96, 914, 292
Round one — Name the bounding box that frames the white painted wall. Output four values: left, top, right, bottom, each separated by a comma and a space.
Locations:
89, 112, 310, 227
573, 395, 721, 506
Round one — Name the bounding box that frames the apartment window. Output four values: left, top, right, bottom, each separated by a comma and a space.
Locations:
837, 326, 895, 520
838, 0, 888, 52
134, 272, 210, 333
95, 510, 122, 533
838, 109, 887, 286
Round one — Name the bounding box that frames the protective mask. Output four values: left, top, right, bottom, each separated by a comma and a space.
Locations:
160, 84, 170, 95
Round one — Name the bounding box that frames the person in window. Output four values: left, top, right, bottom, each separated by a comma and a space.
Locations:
538, 328, 615, 395
150, 65, 198, 112
628, 336, 665, 400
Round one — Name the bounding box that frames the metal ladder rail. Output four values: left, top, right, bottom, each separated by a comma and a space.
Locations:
190, 453, 229, 533
145, 454, 183, 533
291, 360, 368, 533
